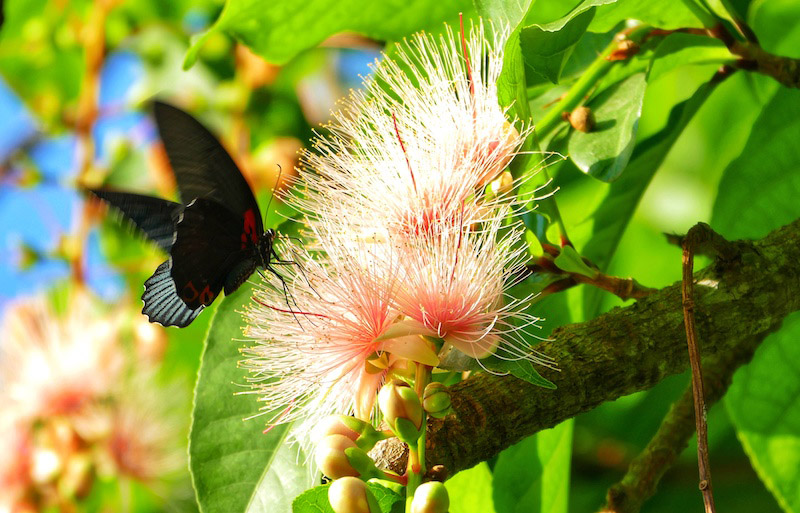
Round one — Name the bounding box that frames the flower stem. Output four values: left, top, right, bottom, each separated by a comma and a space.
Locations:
405, 363, 432, 512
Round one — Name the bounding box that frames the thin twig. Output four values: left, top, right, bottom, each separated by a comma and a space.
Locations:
681, 224, 718, 513
602, 330, 762, 513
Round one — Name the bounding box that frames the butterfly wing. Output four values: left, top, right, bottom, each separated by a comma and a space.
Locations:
169, 197, 258, 310
88, 189, 182, 252
142, 260, 203, 327
152, 101, 264, 237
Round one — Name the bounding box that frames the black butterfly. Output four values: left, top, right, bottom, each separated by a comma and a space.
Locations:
90, 101, 289, 327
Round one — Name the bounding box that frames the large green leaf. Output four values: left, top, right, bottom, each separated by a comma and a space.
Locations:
714, 88, 800, 512
185, 0, 472, 67
726, 313, 800, 513
647, 33, 731, 83
492, 420, 574, 513
567, 72, 647, 182
711, 87, 800, 240
590, 0, 703, 31
446, 462, 497, 513
190, 283, 314, 512
519, 0, 616, 84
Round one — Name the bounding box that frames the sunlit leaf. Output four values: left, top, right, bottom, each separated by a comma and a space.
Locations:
568, 72, 647, 182
519, 0, 616, 84
189, 283, 314, 513
185, 0, 473, 68
492, 421, 574, 513
446, 462, 497, 513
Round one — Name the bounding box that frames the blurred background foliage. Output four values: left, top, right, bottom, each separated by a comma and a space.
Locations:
0, 0, 798, 511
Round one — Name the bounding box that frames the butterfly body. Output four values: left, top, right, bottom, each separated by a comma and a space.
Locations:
90, 102, 281, 327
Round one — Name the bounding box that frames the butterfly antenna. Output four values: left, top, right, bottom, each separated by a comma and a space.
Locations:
263, 164, 283, 228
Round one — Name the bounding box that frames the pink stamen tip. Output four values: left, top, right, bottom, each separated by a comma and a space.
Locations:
392, 111, 417, 193
263, 401, 295, 433
253, 297, 331, 319
459, 13, 475, 97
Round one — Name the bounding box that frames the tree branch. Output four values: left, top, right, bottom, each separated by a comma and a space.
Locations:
602, 328, 763, 513
372, 219, 800, 477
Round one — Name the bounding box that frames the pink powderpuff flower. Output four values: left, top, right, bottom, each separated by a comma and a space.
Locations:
0, 294, 123, 422
383, 211, 552, 366
297, 20, 530, 238
242, 236, 438, 435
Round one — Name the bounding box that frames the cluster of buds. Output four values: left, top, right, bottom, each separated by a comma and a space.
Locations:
316, 380, 453, 513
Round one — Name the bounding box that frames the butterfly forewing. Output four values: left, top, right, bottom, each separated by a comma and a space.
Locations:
88, 189, 182, 252
153, 101, 264, 237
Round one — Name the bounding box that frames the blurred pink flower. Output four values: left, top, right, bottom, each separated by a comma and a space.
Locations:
0, 294, 123, 422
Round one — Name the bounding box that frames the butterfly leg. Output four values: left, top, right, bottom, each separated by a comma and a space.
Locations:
270, 247, 321, 299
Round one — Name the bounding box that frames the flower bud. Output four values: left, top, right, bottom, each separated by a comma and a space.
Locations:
328, 476, 381, 513
316, 434, 380, 479
378, 381, 423, 445
411, 481, 450, 513
315, 415, 387, 452
422, 383, 452, 419
316, 434, 360, 479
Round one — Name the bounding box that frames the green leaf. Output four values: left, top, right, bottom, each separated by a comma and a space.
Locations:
581, 77, 718, 317
711, 87, 800, 240
292, 482, 404, 513
726, 313, 800, 513
590, 0, 704, 32
553, 245, 597, 278
647, 33, 731, 83
492, 420, 574, 513
185, 0, 472, 68
446, 462, 497, 513
713, 88, 800, 511
567, 72, 647, 182
190, 284, 314, 513
519, 0, 616, 84
485, 357, 557, 389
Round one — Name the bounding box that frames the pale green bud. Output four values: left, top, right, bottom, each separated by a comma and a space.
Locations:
422, 383, 452, 419
378, 381, 424, 447
411, 481, 450, 513
316, 434, 360, 479
328, 476, 381, 513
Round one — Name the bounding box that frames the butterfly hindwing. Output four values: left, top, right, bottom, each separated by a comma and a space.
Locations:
88, 189, 182, 252
153, 101, 264, 236
142, 260, 203, 327
170, 197, 258, 310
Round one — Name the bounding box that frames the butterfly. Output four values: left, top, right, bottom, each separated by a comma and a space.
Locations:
90, 101, 290, 327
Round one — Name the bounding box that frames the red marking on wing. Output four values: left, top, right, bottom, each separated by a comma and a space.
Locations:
242, 209, 257, 249
199, 285, 215, 305
181, 281, 199, 302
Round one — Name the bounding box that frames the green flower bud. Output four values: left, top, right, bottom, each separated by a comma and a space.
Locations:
316, 434, 360, 479
328, 476, 381, 513
411, 481, 450, 513
316, 415, 387, 450
422, 383, 452, 419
